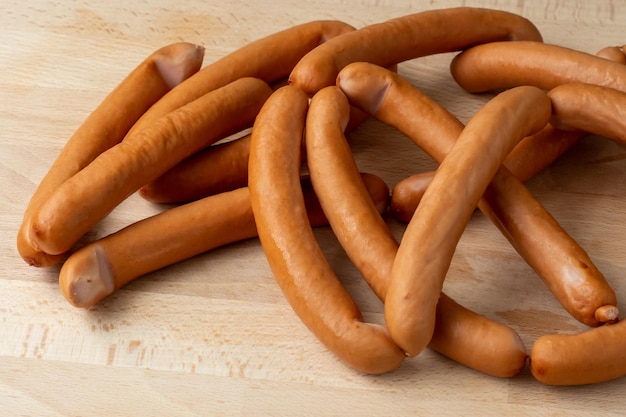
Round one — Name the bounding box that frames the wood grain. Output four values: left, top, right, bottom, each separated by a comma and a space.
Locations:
2, 0, 626, 415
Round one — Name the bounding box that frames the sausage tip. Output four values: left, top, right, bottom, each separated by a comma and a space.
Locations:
595, 305, 620, 324
155, 43, 206, 89
59, 245, 115, 308
336, 63, 390, 115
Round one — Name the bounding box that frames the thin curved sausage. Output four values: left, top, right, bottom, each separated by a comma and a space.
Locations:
248, 85, 405, 374
28, 77, 272, 256
305, 86, 398, 298
289, 7, 542, 95
450, 41, 626, 93
337, 62, 617, 329
305, 86, 527, 377
385, 85, 550, 357
59, 173, 389, 308
431, 294, 527, 378
531, 319, 626, 385
17, 42, 205, 267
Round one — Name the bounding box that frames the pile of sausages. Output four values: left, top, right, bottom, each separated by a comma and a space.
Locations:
17, 7, 626, 385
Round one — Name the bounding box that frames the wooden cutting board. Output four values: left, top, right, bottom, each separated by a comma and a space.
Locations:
2, 1, 626, 415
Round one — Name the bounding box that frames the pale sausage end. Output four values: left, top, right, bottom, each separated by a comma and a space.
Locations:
59, 245, 115, 308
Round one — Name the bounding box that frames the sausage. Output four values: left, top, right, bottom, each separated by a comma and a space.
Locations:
530, 319, 626, 385
59, 173, 389, 308
288, 7, 542, 95
248, 85, 405, 374
16, 42, 205, 267
431, 294, 527, 378
386, 85, 550, 357
548, 82, 626, 143
28, 77, 272, 256
305, 86, 527, 377
450, 41, 626, 94
127, 20, 355, 137
337, 62, 618, 328
139, 133, 252, 203
305, 86, 398, 298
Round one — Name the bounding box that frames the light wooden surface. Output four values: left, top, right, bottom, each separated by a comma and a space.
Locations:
2, 0, 626, 415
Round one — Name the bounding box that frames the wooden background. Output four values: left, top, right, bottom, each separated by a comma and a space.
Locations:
2, 0, 626, 415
